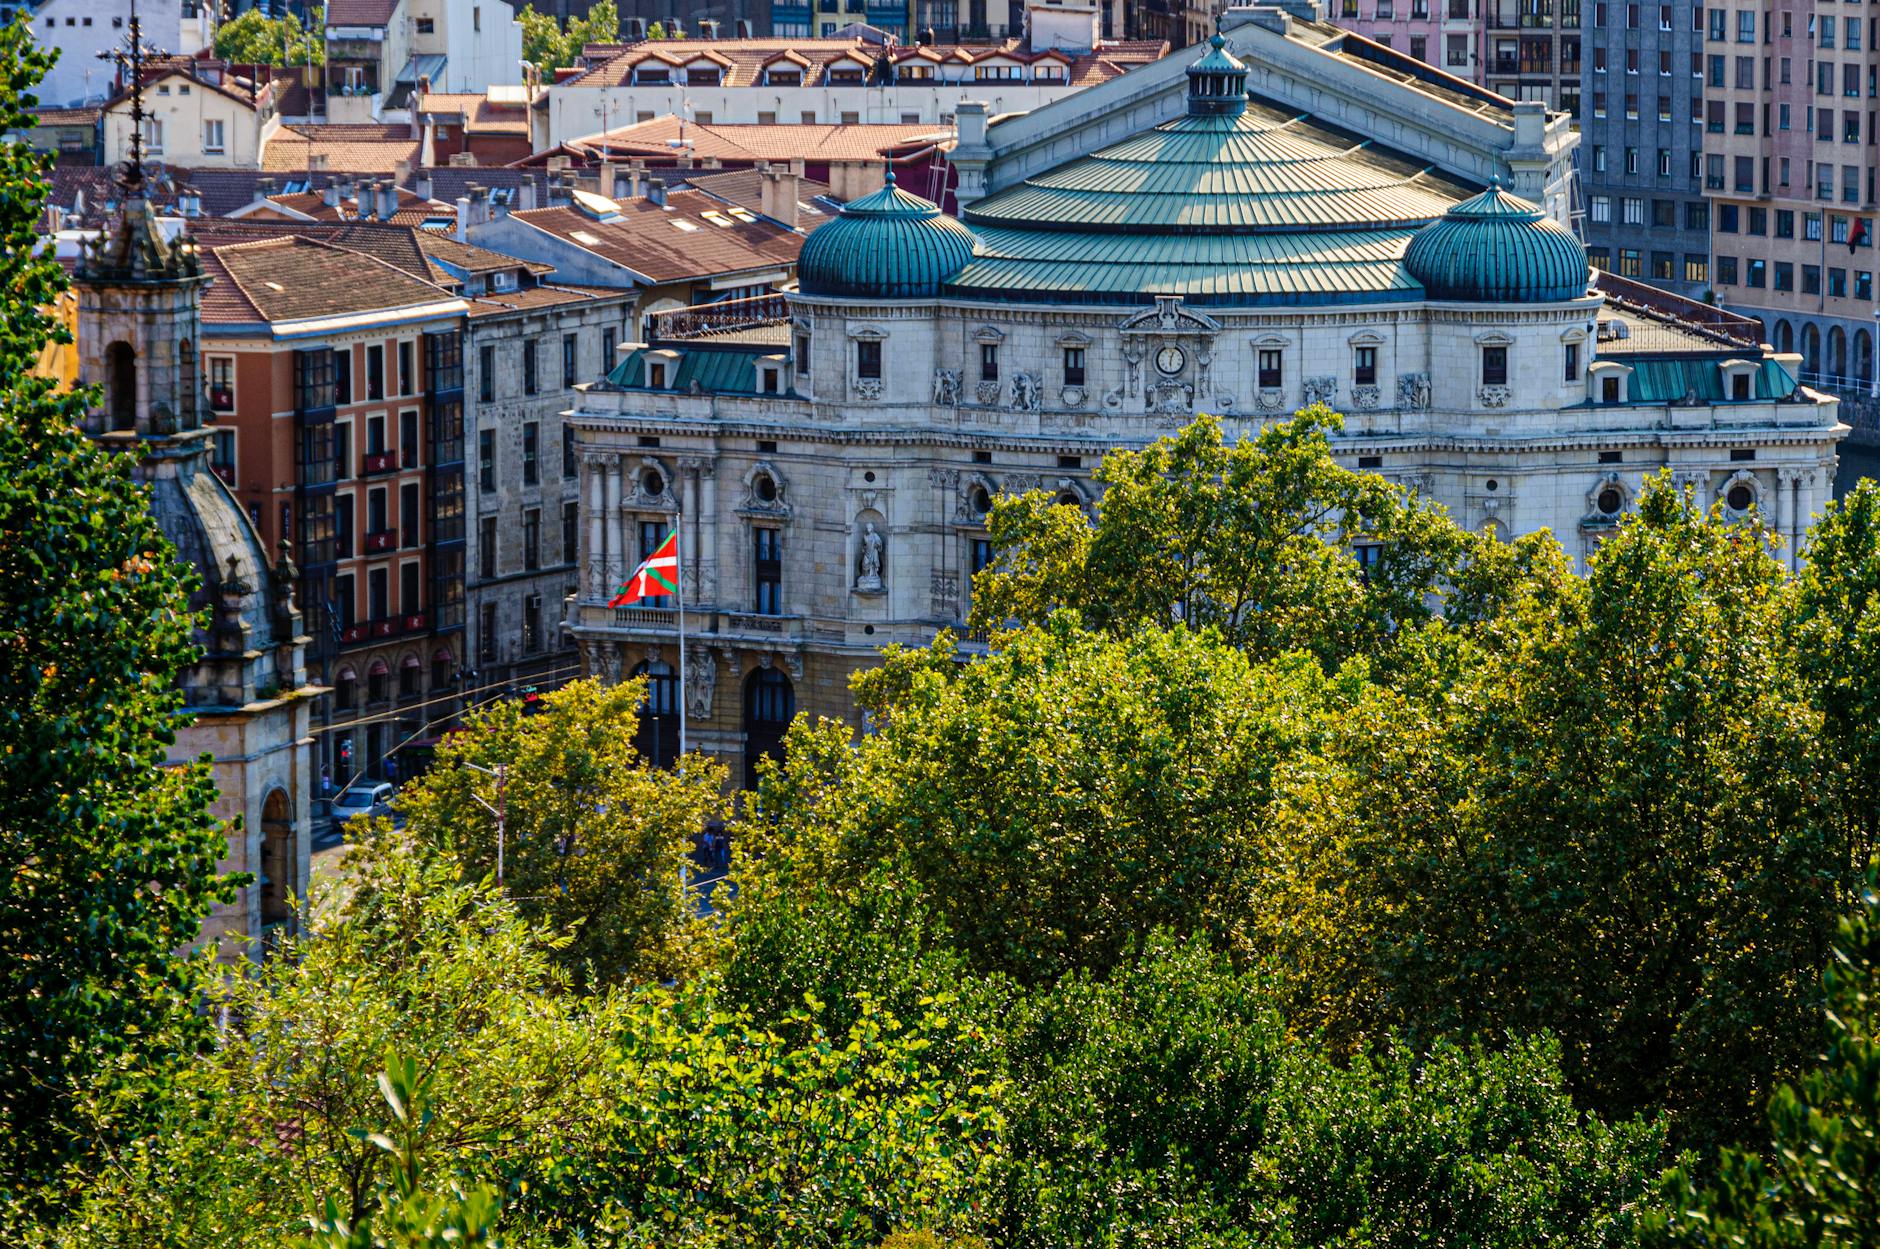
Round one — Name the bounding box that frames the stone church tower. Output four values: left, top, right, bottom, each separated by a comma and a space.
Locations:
74, 162, 323, 961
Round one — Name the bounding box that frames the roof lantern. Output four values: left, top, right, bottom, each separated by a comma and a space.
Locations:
1401, 177, 1589, 303
797, 169, 978, 299
1186, 34, 1247, 117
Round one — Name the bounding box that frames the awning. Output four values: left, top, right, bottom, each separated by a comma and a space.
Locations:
400, 653, 423, 669
395, 54, 448, 86
368, 658, 391, 677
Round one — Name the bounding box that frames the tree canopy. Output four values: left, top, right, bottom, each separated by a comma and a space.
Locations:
213, 8, 325, 67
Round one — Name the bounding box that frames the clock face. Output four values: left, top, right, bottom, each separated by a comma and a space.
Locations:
1156, 345, 1187, 375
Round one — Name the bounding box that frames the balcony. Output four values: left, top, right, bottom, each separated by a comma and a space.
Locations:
364, 528, 397, 553
612, 606, 677, 630
362, 450, 400, 475
339, 612, 431, 646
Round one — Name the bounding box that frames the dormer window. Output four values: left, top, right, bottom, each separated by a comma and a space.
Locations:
648, 361, 668, 388
635, 65, 670, 84
767, 68, 802, 85
687, 65, 722, 86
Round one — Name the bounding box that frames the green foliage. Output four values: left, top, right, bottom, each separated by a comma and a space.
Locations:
395, 677, 727, 986
741, 618, 1342, 984
1274, 475, 1840, 1151
970, 409, 1486, 674
519, 0, 618, 73
1793, 480, 1880, 876
0, 17, 234, 1201
1645, 859, 1880, 1247
300, 1054, 505, 1249
213, 7, 325, 66
995, 933, 1666, 1248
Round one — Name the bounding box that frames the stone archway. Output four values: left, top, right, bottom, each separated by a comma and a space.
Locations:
259, 788, 294, 945
1858, 328, 1874, 387
1803, 323, 1822, 375
1776, 320, 1794, 354
631, 659, 681, 769
1830, 325, 1848, 379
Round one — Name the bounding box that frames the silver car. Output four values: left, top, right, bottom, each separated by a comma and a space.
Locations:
331, 782, 395, 827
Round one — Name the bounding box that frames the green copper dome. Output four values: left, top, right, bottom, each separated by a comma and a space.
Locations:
797, 172, 979, 299
1402, 179, 1589, 302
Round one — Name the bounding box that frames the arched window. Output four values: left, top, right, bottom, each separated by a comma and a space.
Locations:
259, 788, 295, 943
631, 660, 680, 768
107, 341, 136, 432
743, 667, 795, 789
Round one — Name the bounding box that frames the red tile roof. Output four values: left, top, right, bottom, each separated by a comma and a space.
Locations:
508, 188, 805, 284
264, 124, 422, 173
550, 115, 952, 165
256, 183, 448, 226
325, 0, 400, 26
683, 167, 838, 229
30, 106, 101, 127
197, 235, 459, 325
564, 35, 1167, 90
415, 91, 532, 137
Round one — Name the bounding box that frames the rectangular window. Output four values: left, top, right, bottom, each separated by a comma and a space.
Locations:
857, 339, 883, 379
1258, 349, 1282, 388
335, 494, 355, 558
1564, 342, 1580, 382
478, 602, 497, 663
523, 508, 541, 571
1623, 197, 1645, 225
1775, 261, 1794, 291
980, 342, 1000, 381
1354, 345, 1378, 386
602, 327, 617, 370
1747, 258, 1767, 287
1685, 255, 1709, 282
1063, 346, 1086, 386
562, 425, 576, 477
563, 500, 579, 565
208, 355, 235, 410
366, 344, 384, 401
202, 119, 224, 153
479, 344, 495, 402
479, 516, 498, 580
1481, 345, 1508, 386
523, 594, 542, 653
401, 561, 421, 616
753, 526, 782, 615
1591, 195, 1613, 223
522, 340, 538, 395
478, 428, 496, 492
1717, 254, 1738, 283
398, 340, 414, 396
562, 333, 578, 388
522, 422, 539, 486
334, 348, 352, 405
335, 420, 354, 480
1830, 267, 1848, 297
401, 482, 419, 547
367, 568, 389, 622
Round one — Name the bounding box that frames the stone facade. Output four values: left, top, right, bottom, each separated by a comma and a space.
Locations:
466, 289, 637, 696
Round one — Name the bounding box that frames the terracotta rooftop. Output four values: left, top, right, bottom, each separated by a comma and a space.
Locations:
325, 0, 400, 26
548, 115, 952, 165
415, 91, 532, 136
416, 230, 555, 277
508, 188, 805, 284
684, 167, 839, 229
198, 235, 459, 325
30, 106, 101, 127
264, 124, 422, 173
564, 35, 1166, 90
465, 283, 629, 318
251, 183, 450, 226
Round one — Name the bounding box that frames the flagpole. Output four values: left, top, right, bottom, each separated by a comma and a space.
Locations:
675, 516, 687, 758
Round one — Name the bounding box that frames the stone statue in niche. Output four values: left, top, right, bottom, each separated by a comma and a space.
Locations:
856, 521, 885, 591
1010, 371, 1040, 412
686, 648, 716, 718
932, 368, 959, 406
1397, 372, 1431, 410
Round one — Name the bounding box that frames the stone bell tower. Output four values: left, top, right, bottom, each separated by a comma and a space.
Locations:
73, 30, 324, 960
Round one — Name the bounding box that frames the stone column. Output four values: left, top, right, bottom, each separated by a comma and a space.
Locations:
585, 453, 607, 601
679, 460, 702, 598
1772, 469, 1795, 570
604, 454, 625, 599
699, 463, 719, 605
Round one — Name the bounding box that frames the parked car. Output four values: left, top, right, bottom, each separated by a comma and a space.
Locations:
331, 782, 395, 827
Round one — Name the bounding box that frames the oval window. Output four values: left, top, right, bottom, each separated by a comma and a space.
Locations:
1727, 484, 1755, 511
1597, 487, 1624, 514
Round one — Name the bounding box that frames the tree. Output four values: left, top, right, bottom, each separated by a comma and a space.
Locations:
518, 0, 618, 74
1645, 858, 1880, 1247
213, 7, 325, 67
393, 677, 727, 987
969, 410, 1484, 675
1792, 480, 1880, 881
1275, 475, 1841, 1152
739, 617, 1341, 984
0, 20, 235, 1201
996, 933, 1667, 1249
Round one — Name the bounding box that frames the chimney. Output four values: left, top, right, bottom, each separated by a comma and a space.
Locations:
760, 162, 799, 230
394, 157, 412, 186
456, 195, 471, 241
323, 180, 341, 207
703, 156, 722, 170
646, 177, 667, 207
415, 168, 433, 200
255, 176, 277, 203
676, 153, 694, 170
42, 202, 62, 233
377, 180, 398, 221
627, 158, 646, 198
518, 177, 537, 210
599, 162, 619, 199
417, 73, 432, 96
468, 183, 492, 226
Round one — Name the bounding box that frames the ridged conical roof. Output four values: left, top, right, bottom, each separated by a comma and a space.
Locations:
797, 171, 979, 299
1401, 178, 1588, 302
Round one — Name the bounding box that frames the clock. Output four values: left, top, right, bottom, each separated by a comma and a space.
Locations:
1155, 345, 1187, 375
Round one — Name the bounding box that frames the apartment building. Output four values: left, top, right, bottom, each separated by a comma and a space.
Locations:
1579, 0, 1709, 297
195, 232, 470, 785
1702, 0, 1879, 388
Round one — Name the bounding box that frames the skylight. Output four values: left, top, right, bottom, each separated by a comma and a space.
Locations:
570, 229, 603, 246
671, 219, 700, 232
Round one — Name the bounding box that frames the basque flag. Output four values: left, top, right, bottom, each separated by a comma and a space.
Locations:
609, 528, 679, 606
